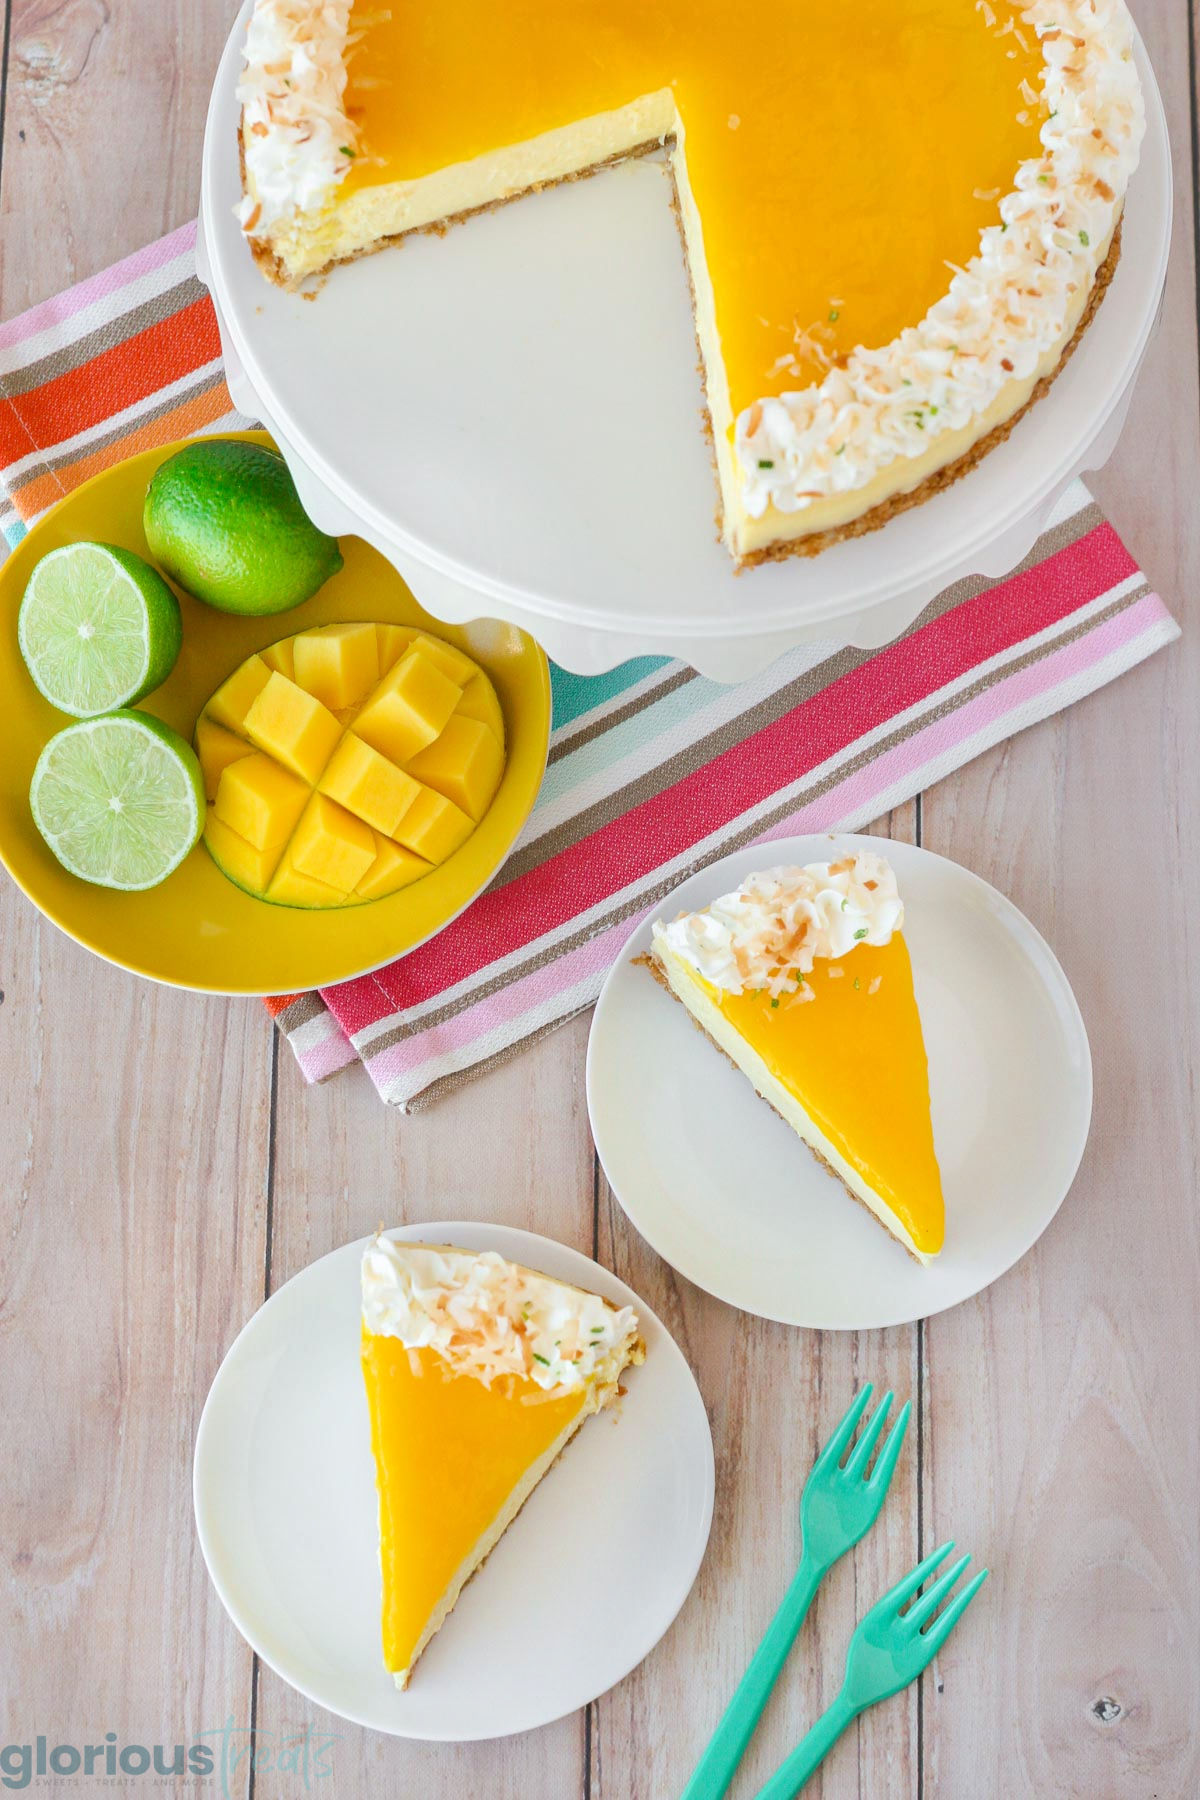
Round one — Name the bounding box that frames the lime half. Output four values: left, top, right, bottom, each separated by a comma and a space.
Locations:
30, 712, 205, 891
18, 541, 183, 718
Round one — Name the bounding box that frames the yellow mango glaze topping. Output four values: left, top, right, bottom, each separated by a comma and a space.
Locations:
708, 936, 944, 1258
194, 622, 506, 908
359, 1238, 644, 1683
362, 1332, 587, 1679
341, 0, 1045, 405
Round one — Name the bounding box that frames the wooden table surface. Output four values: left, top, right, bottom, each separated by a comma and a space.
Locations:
2, 4, 1198, 1796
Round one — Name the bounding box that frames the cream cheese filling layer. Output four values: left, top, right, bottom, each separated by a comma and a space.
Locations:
652, 942, 931, 1265
264, 92, 677, 280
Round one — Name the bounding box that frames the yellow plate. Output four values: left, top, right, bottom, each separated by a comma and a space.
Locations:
0, 432, 551, 994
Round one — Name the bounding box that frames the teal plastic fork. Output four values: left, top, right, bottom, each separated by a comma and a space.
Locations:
753, 1541, 989, 1799
681, 1385, 910, 1800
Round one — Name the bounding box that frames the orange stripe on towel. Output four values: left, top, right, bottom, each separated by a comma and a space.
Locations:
5, 382, 234, 526
0, 297, 222, 466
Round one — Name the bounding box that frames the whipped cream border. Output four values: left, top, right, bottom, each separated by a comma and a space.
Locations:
652, 852, 904, 997
237, 0, 357, 234
237, 0, 1144, 517
737, 0, 1145, 519
361, 1238, 640, 1394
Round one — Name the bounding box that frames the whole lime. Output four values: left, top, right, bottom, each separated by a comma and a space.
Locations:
143, 439, 343, 616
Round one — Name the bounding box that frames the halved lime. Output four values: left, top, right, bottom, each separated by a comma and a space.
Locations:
30, 712, 205, 891
18, 541, 182, 718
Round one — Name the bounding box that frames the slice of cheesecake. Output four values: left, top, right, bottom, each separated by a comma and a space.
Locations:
642, 852, 943, 1262
360, 1236, 645, 1687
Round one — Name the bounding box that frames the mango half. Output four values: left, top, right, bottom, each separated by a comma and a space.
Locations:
195, 622, 506, 908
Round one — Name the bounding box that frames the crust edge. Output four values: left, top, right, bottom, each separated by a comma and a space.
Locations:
736, 218, 1124, 567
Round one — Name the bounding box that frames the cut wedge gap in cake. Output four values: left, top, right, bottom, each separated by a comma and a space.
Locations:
641, 852, 944, 1264
360, 1236, 645, 1688
237, 0, 1144, 565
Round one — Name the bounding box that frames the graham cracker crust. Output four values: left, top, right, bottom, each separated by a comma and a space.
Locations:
239, 112, 1121, 572
241, 123, 668, 288
635, 952, 927, 1265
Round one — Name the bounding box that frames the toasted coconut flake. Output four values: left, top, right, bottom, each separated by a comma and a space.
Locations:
362, 1238, 640, 1397
736, 0, 1143, 522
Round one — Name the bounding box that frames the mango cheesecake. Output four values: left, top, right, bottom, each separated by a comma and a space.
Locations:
237, 0, 1144, 564
360, 1236, 645, 1687
641, 852, 944, 1263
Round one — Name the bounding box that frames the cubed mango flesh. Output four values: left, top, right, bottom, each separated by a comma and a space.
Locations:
393, 786, 474, 863
196, 624, 507, 909
353, 649, 461, 765
406, 714, 504, 821
355, 833, 433, 901
455, 674, 506, 750
410, 633, 479, 687
318, 733, 421, 837
195, 716, 256, 803
259, 638, 296, 680
243, 671, 342, 784
213, 754, 310, 852
206, 654, 273, 734
266, 855, 350, 910
293, 622, 380, 712
376, 623, 416, 674
289, 794, 378, 893
204, 815, 286, 895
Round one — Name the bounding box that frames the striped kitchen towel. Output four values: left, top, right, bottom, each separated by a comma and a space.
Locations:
0, 221, 1179, 1106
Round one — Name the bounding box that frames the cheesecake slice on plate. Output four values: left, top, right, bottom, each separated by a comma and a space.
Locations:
360, 1237, 645, 1688
642, 852, 944, 1263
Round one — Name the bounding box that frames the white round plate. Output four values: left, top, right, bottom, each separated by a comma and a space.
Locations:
200, 11, 1171, 672
587, 835, 1092, 1330
193, 1221, 714, 1740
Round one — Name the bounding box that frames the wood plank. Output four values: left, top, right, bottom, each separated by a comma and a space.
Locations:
0, 0, 267, 1782
919, 0, 1200, 1788
0, 901, 272, 1760
252, 1013, 596, 1798
592, 806, 925, 1800
0, 0, 240, 303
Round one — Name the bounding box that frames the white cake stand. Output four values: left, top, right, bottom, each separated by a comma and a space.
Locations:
199, 9, 1170, 680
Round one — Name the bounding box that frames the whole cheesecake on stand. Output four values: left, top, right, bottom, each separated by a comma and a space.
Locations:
235, 0, 1143, 568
